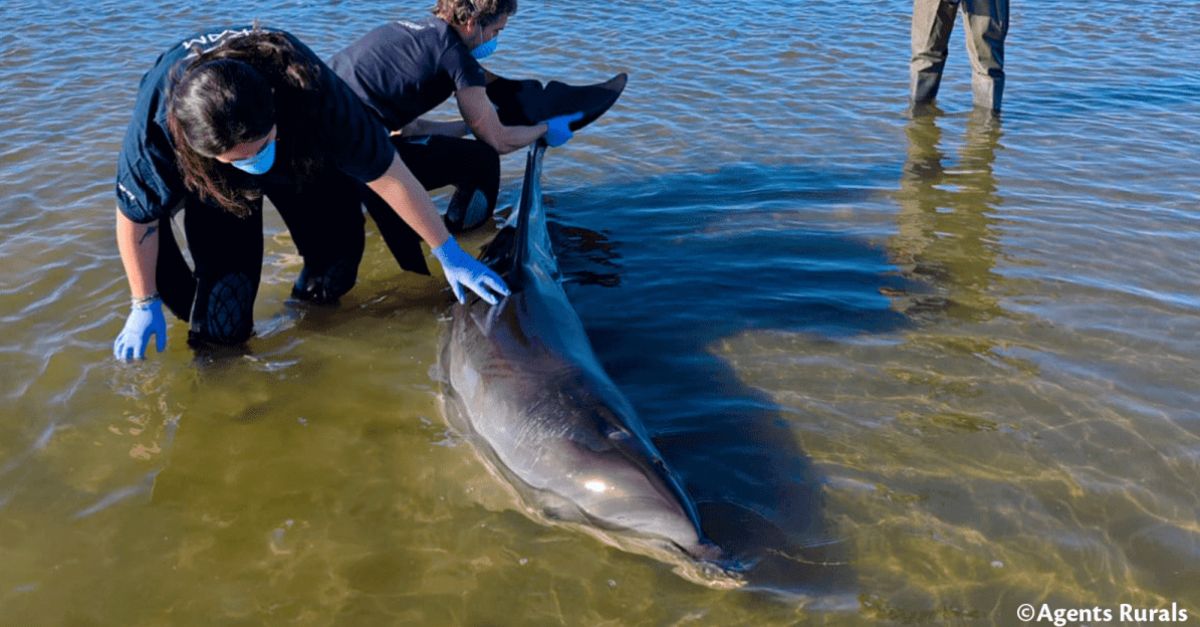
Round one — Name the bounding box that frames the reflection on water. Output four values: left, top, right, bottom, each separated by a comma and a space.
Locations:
891, 107, 1003, 322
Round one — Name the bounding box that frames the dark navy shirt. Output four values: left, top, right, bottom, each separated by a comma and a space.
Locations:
115, 27, 396, 224
329, 18, 487, 131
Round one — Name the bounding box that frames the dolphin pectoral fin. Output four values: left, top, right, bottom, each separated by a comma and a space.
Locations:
535, 490, 583, 522
541, 504, 570, 521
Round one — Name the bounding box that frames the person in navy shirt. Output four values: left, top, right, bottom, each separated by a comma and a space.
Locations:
112, 25, 508, 361
328, 0, 581, 272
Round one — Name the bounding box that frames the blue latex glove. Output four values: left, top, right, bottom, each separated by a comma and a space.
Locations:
543, 112, 585, 147
432, 237, 511, 305
113, 296, 167, 361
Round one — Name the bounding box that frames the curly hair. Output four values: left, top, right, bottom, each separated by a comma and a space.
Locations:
166, 27, 324, 217
433, 0, 518, 28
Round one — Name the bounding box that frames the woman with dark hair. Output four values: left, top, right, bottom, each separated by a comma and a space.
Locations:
112, 25, 508, 361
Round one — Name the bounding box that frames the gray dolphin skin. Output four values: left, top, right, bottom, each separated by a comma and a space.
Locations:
437, 144, 730, 578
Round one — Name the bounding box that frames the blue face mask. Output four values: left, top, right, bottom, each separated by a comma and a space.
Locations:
471, 36, 498, 60
230, 139, 276, 175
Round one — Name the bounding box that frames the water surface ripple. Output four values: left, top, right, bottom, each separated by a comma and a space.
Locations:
1, 0, 1198, 624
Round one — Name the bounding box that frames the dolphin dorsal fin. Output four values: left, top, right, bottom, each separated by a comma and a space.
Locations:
512, 142, 551, 276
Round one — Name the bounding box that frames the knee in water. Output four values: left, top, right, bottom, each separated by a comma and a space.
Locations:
291, 259, 357, 304
445, 188, 493, 233
203, 272, 254, 344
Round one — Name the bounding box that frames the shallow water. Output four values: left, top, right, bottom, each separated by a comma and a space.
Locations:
2, 0, 1198, 624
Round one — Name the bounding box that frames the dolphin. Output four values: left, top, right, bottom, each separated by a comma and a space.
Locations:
436, 144, 737, 585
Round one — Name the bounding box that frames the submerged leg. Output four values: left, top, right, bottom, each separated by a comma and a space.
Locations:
398, 135, 500, 233
265, 171, 366, 304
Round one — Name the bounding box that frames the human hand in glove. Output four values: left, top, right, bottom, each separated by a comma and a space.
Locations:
113, 295, 167, 361
432, 237, 510, 305
543, 111, 585, 147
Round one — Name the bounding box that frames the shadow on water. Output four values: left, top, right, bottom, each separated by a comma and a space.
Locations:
543, 163, 917, 599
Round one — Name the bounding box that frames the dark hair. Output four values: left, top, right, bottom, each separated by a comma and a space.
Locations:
166, 29, 323, 217
433, 0, 518, 28
171, 59, 274, 157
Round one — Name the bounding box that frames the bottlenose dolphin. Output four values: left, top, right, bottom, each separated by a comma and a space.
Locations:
436, 144, 737, 585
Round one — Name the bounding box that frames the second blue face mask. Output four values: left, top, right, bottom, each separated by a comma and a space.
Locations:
471, 36, 498, 60
231, 139, 276, 175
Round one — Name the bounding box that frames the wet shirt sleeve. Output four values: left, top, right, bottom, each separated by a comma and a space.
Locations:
114, 65, 185, 224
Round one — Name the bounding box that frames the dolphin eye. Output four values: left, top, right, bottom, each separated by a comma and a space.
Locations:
607, 429, 631, 441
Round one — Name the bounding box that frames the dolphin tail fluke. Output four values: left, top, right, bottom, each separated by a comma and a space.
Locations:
487, 73, 628, 131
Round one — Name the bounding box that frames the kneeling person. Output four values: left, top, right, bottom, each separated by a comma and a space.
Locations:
329, 0, 581, 274
112, 25, 508, 361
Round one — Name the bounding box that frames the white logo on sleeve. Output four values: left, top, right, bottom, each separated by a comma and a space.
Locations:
117, 182, 137, 204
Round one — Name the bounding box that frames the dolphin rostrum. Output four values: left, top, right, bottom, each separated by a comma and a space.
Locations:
436, 144, 738, 586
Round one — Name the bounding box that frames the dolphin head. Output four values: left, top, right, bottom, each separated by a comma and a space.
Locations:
539, 422, 720, 561
571, 457, 697, 539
